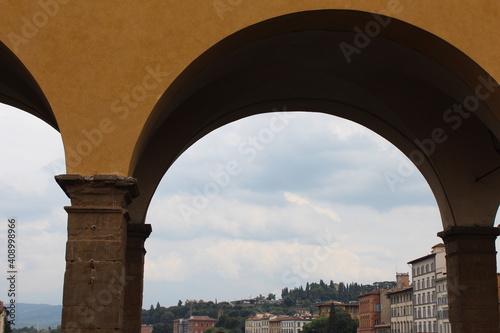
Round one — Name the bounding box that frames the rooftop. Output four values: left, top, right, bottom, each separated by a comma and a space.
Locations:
407, 252, 436, 265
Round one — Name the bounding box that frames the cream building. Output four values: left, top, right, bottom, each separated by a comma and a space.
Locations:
387, 287, 413, 333
245, 315, 271, 333
435, 277, 450, 333
408, 244, 446, 333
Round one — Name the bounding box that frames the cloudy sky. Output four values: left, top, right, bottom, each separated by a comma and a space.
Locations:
0, 103, 498, 308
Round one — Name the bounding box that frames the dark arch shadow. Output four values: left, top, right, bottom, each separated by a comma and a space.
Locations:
0, 41, 58, 130
129, 10, 500, 226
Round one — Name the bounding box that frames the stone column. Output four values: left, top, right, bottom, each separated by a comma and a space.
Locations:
438, 226, 500, 333
124, 223, 152, 333
56, 175, 140, 333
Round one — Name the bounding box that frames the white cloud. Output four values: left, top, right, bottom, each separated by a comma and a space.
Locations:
284, 192, 342, 222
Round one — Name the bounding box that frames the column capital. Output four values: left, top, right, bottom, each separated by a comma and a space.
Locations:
127, 223, 152, 240
438, 226, 500, 240
55, 174, 140, 207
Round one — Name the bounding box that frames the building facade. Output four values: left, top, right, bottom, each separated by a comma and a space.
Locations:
317, 301, 359, 320
187, 316, 218, 333
281, 316, 311, 333
269, 318, 281, 333
358, 290, 382, 333
374, 289, 391, 333
387, 287, 413, 333
435, 277, 450, 333
245, 315, 271, 333
141, 325, 154, 333
408, 244, 446, 333
246, 315, 312, 333
173, 316, 217, 333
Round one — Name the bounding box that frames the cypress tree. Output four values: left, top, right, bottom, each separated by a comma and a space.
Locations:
326, 302, 337, 333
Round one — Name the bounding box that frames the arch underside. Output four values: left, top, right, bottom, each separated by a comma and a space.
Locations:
130, 15, 500, 229
0, 41, 57, 130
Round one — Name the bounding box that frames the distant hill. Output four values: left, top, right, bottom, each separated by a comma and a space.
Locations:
12, 303, 61, 329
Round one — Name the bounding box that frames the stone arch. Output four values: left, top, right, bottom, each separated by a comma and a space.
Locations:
130, 10, 500, 231
121, 11, 500, 331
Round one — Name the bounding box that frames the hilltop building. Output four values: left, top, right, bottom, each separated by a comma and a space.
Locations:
316, 301, 359, 320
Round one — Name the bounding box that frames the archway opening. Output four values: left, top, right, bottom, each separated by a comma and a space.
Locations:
0, 103, 67, 316
130, 12, 500, 330
142, 112, 446, 308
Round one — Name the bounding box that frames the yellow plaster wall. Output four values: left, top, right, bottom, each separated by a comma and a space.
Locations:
0, 0, 498, 175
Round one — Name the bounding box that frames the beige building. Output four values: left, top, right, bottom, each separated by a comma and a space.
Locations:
387, 287, 413, 333
247, 315, 312, 333
374, 290, 392, 333
317, 301, 359, 320
408, 244, 446, 333
245, 315, 271, 333
281, 316, 312, 333
435, 277, 450, 333
269, 318, 282, 333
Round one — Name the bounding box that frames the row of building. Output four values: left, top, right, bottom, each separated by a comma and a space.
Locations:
356, 243, 450, 333
169, 243, 482, 333
245, 312, 315, 333
246, 243, 452, 333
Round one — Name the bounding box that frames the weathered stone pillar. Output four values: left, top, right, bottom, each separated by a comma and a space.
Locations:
124, 223, 152, 333
56, 175, 140, 333
438, 226, 500, 333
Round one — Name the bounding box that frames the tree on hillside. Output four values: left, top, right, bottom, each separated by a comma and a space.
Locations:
302, 316, 328, 333
302, 309, 357, 333
283, 296, 295, 307
326, 303, 337, 333
216, 314, 243, 333
153, 323, 171, 333
267, 293, 276, 301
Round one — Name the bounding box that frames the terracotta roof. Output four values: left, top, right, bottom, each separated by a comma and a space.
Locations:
385, 287, 413, 295
316, 301, 357, 307
407, 253, 435, 264
358, 289, 381, 298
